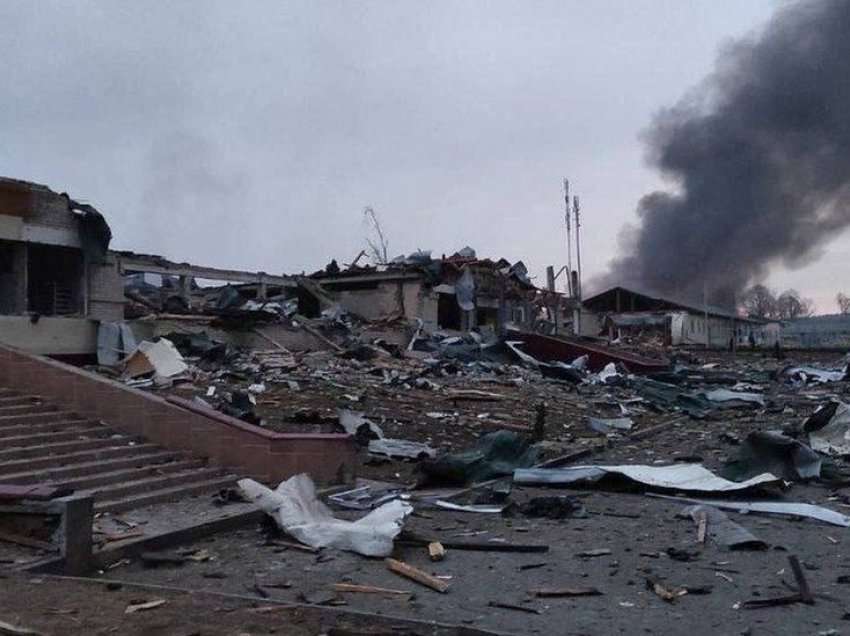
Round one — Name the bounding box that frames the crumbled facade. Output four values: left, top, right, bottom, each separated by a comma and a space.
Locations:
0, 177, 123, 355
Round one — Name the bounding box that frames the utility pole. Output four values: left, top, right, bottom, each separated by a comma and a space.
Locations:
574, 195, 582, 300
564, 179, 573, 297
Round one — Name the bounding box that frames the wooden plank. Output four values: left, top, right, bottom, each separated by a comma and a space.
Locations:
697, 511, 707, 544
788, 555, 814, 604
385, 558, 449, 593
331, 583, 411, 596
532, 586, 602, 598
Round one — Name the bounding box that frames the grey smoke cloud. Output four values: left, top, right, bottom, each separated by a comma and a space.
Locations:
600, 0, 850, 306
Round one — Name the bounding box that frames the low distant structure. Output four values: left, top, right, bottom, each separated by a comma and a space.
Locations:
581, 286, 780, 348
781, 314, 850, 349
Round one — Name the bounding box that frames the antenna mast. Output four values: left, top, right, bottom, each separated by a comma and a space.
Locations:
574, 195, 582, 300
564, 178, 573, 297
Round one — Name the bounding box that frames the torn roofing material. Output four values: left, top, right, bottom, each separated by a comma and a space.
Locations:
653, 494, 850, 528
805, 400, 850, 456
513, 463, 779, 494
681, 504, 767, 550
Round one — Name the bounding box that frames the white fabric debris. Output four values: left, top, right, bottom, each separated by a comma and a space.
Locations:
238, 474, 412, 556
594, 363, 620, 384
337, 409, 384, 438
514, 463, 778, 493
571, 355, 589, 371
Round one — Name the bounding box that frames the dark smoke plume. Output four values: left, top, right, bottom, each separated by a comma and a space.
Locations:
599, 0, 850, 307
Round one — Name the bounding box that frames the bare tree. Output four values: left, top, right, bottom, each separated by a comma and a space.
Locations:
837, 292, 850, 314
362, 206, 389, 265
775, 289, 814, 319
739, 284, 777, 318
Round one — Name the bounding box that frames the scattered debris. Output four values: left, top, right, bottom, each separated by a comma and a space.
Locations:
124, 599, 167, 614
653, 494, 850, 527
532, 586, 602, 597
428, 541, 446, 562
419, 430, 540, 486
722, 431, 822, 482
805, 401, 850, 456
646, 578, 687, 602
386, 558, 450, 593
681, 505, 767, 550
587, 417, 634, 435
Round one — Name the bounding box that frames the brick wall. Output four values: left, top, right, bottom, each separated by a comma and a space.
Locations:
0, 344, 357, 485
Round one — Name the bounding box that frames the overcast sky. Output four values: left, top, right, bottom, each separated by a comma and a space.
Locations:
3, 1, 842, 312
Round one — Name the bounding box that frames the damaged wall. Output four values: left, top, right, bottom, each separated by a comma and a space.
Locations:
0, 177, 123, 355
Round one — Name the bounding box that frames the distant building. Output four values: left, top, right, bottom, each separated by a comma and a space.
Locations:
0, 177, 124, 356
581, 286, 779, 348
781, 314, 850, 349
310, 249, 552, 333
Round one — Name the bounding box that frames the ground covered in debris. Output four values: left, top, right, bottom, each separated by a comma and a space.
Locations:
87, 483, 850, 635
0, 573, 482, 635
80, 322, 850, 634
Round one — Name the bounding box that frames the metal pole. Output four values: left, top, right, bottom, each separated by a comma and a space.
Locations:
574, 195, 582, 300
703, 282, 710, 349
564, 179, 573, 297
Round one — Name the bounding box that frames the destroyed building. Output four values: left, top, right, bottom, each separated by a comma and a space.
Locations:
0, 177, 124, 357
581, 286, 780, 347
310, 249, 546, 333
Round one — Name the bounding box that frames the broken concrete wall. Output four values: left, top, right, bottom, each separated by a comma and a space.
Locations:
87, 253, 126, 322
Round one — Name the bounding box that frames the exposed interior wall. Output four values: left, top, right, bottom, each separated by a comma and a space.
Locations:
26, 243, 84, 315
577, 309, 603, 337
0, 316, 97, 355
0, 239, 27, 314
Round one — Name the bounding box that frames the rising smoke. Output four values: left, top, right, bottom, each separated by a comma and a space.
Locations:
600, 0, 850, 308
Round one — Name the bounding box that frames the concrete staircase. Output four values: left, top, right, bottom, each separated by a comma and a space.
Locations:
0, 387, 238, 514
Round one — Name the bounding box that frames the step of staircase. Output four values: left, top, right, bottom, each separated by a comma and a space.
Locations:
94, 474, 239, 514
0, 437, 141, 462
0, 423, 114, 446
0, 443, 165, 476
0, 395, 41, 407
0, 411, 80, 426
46, 458, 205, 491
0, 403, 56, 417
0, 449, 184, 483
78, 467, 230, 501
0, 418, 99, 436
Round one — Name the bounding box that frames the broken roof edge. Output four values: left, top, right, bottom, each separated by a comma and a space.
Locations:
112, 250, 298, 287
